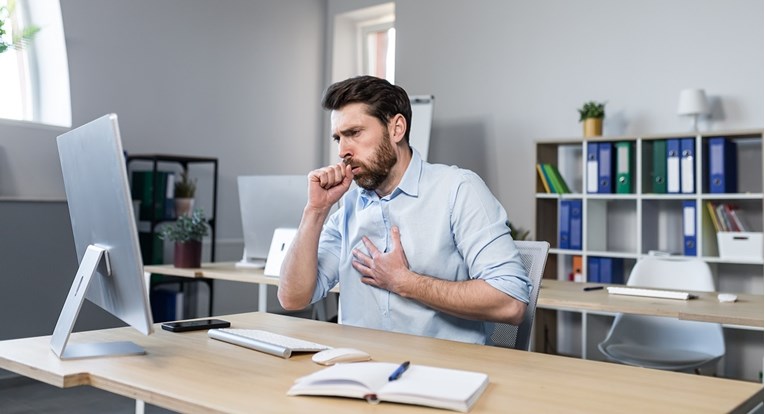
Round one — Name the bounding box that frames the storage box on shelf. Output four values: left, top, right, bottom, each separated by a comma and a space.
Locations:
716, 232, 763, 261
534, 129, 763, 381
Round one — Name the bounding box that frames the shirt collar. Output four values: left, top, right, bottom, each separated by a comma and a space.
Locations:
358, 148, 422, 207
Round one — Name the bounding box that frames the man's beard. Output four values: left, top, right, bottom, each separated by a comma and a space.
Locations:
347, 130, 398, 191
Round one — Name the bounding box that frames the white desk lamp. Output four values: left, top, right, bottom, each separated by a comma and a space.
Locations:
677, 88, 709, 131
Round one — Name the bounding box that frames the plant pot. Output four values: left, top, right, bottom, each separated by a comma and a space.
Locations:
174, 240, 202, 268
175, 198, 195, 217
583, 118, 603, 138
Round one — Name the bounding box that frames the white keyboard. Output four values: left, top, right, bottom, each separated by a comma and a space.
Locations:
606, 286, 698, 300
208, 328, 330, 358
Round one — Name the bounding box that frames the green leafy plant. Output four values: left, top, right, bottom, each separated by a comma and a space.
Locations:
0, 1, 41, 54
159, 208, 209, 243
507, 221, 530, 241
577, 101, 606, 122
174, 170, 197, 198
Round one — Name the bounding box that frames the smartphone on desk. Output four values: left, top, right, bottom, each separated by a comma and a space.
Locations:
161, 318, 231, 332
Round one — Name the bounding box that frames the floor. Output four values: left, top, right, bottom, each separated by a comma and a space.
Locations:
0, 377, 175, 414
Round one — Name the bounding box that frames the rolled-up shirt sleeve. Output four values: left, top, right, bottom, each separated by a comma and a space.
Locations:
451, 172, 531, 303
311, 213, 342, 304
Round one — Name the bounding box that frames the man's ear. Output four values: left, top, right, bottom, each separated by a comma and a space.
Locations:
389, 114, 407, 144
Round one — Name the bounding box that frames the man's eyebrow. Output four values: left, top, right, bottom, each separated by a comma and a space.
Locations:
338, 126, 362, 136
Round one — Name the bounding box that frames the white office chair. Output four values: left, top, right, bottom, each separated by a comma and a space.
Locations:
598, 257, 725, 372
490, 240, 550, 351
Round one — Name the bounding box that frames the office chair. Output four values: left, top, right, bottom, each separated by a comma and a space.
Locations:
598, 257, 725, 372
490, 240, 550, 351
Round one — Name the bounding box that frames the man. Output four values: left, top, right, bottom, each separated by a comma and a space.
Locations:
277, 76, 530, 345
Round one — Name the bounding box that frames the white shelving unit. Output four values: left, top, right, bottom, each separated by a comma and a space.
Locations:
534, 129, 763, 381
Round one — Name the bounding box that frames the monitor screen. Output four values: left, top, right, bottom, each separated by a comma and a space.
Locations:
237, 175, 307, 267
409, 95, 434, 161
52, 113, 153, 359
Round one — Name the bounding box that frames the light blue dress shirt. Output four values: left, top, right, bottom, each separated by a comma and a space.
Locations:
311, 149, 530, 344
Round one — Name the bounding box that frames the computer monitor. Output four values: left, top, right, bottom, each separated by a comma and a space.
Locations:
237, 175, 307, 268
51, 114, 154, 359
409, 95, 434, 161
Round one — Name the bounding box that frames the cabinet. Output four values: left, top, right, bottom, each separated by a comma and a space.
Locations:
126, 154, 219, 320
534, 129, 763, 380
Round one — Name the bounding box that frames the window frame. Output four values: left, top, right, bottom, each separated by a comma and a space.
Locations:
359, 19, 395, 82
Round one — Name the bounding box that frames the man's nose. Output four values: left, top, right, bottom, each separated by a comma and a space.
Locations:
338, 139, 351, 160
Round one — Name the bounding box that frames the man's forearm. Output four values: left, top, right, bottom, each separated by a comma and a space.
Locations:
397, 274, 526, 325
277, 208, 329, 310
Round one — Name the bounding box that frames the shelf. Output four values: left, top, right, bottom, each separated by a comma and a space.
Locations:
583, 194, 639, 200
534, 130, 764, 380
127, 154, 219, 321
535, 193, 584, 199
700, 193, 764, 200
535, 130, 764, 279
585, 251, 640, 259
127, 154, 218, 164
700, 256, 764, 265
549, 248, 583, 255
639, 194, 700, 200
127, 154, 219, 263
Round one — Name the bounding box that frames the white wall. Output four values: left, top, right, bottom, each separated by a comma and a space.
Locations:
0, 0, 327, 239
8, 0, 760, 253
394, 0, 763, 236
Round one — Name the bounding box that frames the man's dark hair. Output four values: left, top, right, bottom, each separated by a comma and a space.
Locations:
322, 76, 412, 143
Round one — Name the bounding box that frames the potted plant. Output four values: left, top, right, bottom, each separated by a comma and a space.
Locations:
507, 220, 530, 241
159, 208, 208, 268
578, 101, 606, 138
174, 170, 197, 217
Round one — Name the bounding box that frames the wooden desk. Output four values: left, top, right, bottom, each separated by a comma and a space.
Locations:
0, 312, 761, 413
146, 264, 763, 328
536, 279, 763, 362
144, 263, 338, 313
537, 279, 764, 328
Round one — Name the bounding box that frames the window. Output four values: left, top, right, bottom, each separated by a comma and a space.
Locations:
361, 21, 395, 83
0, 0, 34, 121
328, 3, 396, 164
330, 3, 395, 83
0, 0, 70, 127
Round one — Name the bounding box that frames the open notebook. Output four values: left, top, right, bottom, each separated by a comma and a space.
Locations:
287, 361, 489, 412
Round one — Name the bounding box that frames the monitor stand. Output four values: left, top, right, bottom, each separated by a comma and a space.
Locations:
50, 245, 146, 360
235, 249, 266, 269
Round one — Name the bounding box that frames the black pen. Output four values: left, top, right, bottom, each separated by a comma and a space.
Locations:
388, 361, 410, 381
583, 286, 604, 291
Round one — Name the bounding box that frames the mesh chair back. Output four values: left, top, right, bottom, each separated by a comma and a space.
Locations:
490, 240, 550, 350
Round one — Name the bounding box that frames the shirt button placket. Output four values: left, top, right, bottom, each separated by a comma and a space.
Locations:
379, 199, 392, 321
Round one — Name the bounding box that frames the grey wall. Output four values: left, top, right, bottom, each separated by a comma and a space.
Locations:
0, 1, 328, 338
0, 0, 762, 338
394, 0, 763, 235
63, 0, 326, 241
4, 0, 761, 247
0, 121, 68, 197
0, 0, 327, 239
0, 201, 124, 339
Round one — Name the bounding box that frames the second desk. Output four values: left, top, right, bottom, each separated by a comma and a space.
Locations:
144, 262, 339, 313
145, 263, 764, 327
